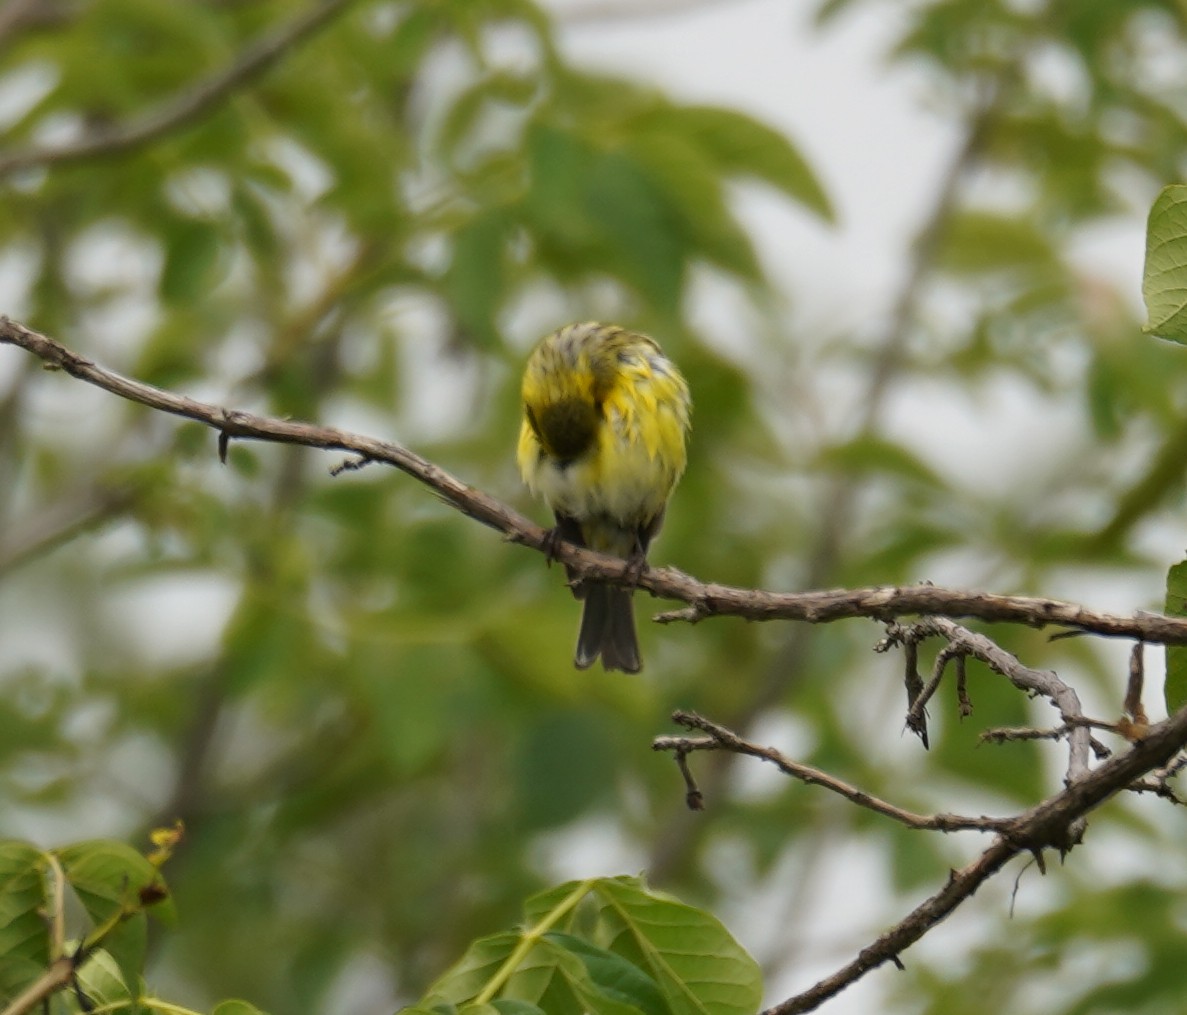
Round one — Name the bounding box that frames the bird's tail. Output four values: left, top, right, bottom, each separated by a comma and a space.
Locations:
575, 584, 641, 673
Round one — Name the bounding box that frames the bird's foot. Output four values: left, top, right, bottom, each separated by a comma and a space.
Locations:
541, 525, 564, 565
622, 548, 649, 588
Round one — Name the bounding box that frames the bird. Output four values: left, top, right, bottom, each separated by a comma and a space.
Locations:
517, 322, 691, 672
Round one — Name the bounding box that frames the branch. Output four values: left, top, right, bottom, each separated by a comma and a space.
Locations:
5, 315, 1187, 645
0, 0, 357, 175
894, 618, 1093, 787
654, 712, 1010, 833
0, 485, 133, 574
762, 700, 1187, 1014
0, 957, 74, 1015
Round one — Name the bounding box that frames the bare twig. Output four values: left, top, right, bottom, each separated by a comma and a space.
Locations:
1122, 642, 1150, 735
898, 631, 929, 746
761, 699, 1187, 1014
956, 654, 972, 716
0, 0, 357, 175
908, 617, 1093, 787
980, 725, 1069, 744
0, 486, 133, 575
5, 316, 1187, 647
655, 711, 1010, 833
0, 0, 61, 51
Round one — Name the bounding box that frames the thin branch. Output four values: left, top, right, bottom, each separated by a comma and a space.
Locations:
0, 0, 62, 51
980, 725, 1071, 744
1123, 642, 1149, 732
902, 618, 1093, 787
0, 486, 133, 575
762, 699, 1187, 1014
0, 956, 74, 1015
0, 0, 357, 175
5, 315, 1187, 647
654, 712, 1009, 833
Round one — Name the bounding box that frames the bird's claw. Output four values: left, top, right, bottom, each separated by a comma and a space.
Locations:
622, 549, 649, 588
541, 525, 564, 565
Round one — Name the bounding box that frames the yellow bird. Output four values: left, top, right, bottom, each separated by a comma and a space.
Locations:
518, 322, 691, 672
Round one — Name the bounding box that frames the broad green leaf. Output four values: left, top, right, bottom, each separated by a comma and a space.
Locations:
56, 840, 172, 1002
160, 218, 224, 304
0, 841, 50, 1002
816, 435, 945, 488
514, 710, 616, 830
592, 877, 762, 1015
499, 937, 635, 1014
422, 884, 650, 1015
627, 132, 761, 281
937, 210, 1058, 274
1143, 185, 1187, 343
446, 207, 511, 346
521, 880, 592, 929
423, 931, 521, 1005
636, 105, 833, 222
586, 151, 684, 312
526, 123, 600, 247
74, 947, 134, 1010
1164, 559, 1187, 713
546, 933, 666, 1015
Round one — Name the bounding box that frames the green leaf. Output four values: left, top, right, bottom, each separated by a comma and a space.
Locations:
446, 207, 511, 346
74, 947, 135, 1010
1164, 559, 1187, 713
424, 931, 522, 1005
586, 151, 684, 312
422, 883, 651, 1015
546, 933, 666, 1015
514, 710, 616, 830
56, 840, 172, 1002
937, 210, 1058, 274
0, 841, 50, 1002
627, 133, 761, 280
639, 105, 833, 222
592, 876, 762, 1015
526, 123, 599, 247
1143, 185, 1187, 343
390, 5, 444, 76
160, 218, 223, 304
502, 937, 646, 1015
816, 435, 945, 488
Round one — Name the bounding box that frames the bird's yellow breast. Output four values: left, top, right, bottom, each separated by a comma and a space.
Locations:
517, 323, 690, 546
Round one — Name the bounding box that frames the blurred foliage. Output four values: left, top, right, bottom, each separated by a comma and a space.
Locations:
3, 0, 1187, 1013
